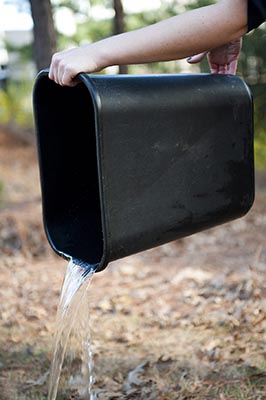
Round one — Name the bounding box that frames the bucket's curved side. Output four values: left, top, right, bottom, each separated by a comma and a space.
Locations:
33, 70, 108, 272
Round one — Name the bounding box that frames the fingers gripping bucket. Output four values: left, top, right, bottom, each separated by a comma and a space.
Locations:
33, 71, 254, 272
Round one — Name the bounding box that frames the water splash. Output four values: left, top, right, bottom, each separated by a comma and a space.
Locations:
48, 258, 97, 400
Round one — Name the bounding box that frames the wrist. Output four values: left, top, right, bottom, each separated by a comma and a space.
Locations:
89, 39, 116, 71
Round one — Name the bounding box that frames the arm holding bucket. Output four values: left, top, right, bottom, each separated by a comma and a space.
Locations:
49, 0, 247, 86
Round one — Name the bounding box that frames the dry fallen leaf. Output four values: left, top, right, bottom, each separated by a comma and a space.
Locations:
123, 361, 149, 394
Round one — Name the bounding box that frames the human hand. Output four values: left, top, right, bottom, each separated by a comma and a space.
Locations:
48, 44, 103, 87
187, 38, 242, 75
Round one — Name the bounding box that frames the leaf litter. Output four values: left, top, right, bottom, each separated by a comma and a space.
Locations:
1, 127, 266, 398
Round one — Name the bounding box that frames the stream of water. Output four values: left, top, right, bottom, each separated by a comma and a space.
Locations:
48, 259, 97, 400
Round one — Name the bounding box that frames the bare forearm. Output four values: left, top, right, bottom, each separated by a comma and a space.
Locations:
94, 0, 248, 69
49, 0, 248, 85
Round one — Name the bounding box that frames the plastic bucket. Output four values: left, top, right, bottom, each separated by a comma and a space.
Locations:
33, 70, 254, 272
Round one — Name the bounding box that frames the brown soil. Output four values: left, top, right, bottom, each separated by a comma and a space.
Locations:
1, 127, 266, 399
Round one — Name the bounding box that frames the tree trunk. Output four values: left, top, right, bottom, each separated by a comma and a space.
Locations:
29, 0, 57, 71
113, 0, 128, 74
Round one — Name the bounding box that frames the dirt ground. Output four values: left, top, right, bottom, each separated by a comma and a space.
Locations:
1, 126, 266, 400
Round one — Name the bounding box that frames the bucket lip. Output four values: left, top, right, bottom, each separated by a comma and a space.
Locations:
33, 70, 62, 264
33, 69, 109, 273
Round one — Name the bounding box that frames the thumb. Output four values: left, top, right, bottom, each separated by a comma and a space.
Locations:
187, 52, 207, 64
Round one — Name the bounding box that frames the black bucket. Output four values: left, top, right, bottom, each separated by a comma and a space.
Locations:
33, 70, 254, 272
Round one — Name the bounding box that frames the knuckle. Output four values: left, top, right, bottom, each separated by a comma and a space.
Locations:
64, 64, 73, 73
52, 52, 61, 64
66, 64, 78, 78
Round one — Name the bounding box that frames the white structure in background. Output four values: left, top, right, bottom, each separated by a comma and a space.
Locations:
0, 32, 8, 65
0, 0, 78, 81
4, 30, 35, 81
0, 32, 9, 88
0, 0, 196, 83
0, 0, 34, 81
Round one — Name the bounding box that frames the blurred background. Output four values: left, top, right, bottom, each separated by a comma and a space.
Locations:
0, 0, 266, 166
1, 1, 266, 399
